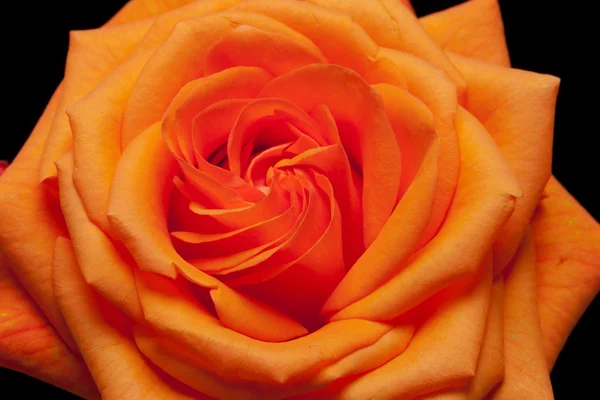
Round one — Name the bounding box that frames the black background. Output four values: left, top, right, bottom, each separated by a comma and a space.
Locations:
0, 0, 597, 398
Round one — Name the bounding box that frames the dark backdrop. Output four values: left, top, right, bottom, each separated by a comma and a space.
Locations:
1, 0, 597, 398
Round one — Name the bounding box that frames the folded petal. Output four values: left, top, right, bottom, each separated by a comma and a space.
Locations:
303, 0, 465, 90
0, 87, 77, 352
56, 154, 143, 320
134, 264, 399, 397
531, 177, 600, 367
330, 107, 521, 321
491, 231, 553, 399
450, 53, 560, 273
0, 253, 98, 399
52, 237, 201, 400
420, 0, 510, 67
259, 63, 401, 247
38, 20, 152, 182
336, 254, 493, 399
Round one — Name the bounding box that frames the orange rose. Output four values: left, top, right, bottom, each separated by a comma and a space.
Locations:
1, 0, 598, 398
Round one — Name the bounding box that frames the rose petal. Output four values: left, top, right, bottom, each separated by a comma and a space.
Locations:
0, 253, 98, 399
420, 0, 511, 67
330, 107, 521, 321
204, 24, 326, 76
450, 53, 560, 273
259, 63, 401, 247
322, 122, 438, 316
531, 177, 600, 367
134, 265, 395, 396
491, 231, 553, 399
336, 254, 494, 399
304, 0, 465, 91
108, 0, 198, 25
373, 48, 460, 243
52, 237, 201, 400
163, 66, 272, 163
38, 20, 152, 182
107, 122, 183, 278
56, 153, 143, 320
121, 10, 316, 146
0, 87, 77, 352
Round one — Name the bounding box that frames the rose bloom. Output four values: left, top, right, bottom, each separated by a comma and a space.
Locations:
0, 0, 598, 399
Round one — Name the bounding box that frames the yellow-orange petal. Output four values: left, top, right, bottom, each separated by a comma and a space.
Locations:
330, 107, 521, 321
374, 48, 459, 244
304, 0, 465, 91
108, 0, 198, 25
336, 255, 493, 399
121, 10, 313, 147
531, 177, 600, 367
0, 87, 77, 353
52, 237, 201, 400
259, 63, 401, 247
491, 231, 553, 399
68, 52, 153, 235
450, 53, 560, 273
163, 66, 272, 163
107, 122, 181, 278
0, 253, 98, 399
420, 0, 510, 67
322, 136, 438, 316
135, 261, 395, 395
204, 24, 326, 76
38, 20, 152, 183
56, 154, 143, 320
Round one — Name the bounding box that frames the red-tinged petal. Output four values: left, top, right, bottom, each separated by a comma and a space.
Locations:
163, 66, 272, 163
330, 107, 521, 321
172, 204, 297, 264
38, 20, 152, 182
420, 0, 511, 67
531, 177, 600, 367
450, 53, 560, 273
0, 161, 8, 175
121, 10, 314, 147
259, 63, 401, 247
227, 98, 321, 176
0, 253, 98, 399
52, 238, 201, 400
490, 232, 553, 399
235, 173, 345, 329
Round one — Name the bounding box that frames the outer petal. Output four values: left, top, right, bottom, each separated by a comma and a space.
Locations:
450, 53, 560, 273
491, 231, 553, 399
336, 255, 494, 399
0, 88, 76, 351
532, 177, 600, 367
38, 20, 152, 182
109, 0, 198, 25
52, 237, 201, 400
0, 253, 98, 399
420, 0, 510, 67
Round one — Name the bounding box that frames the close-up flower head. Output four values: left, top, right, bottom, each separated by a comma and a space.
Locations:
0, 0, 598, 399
